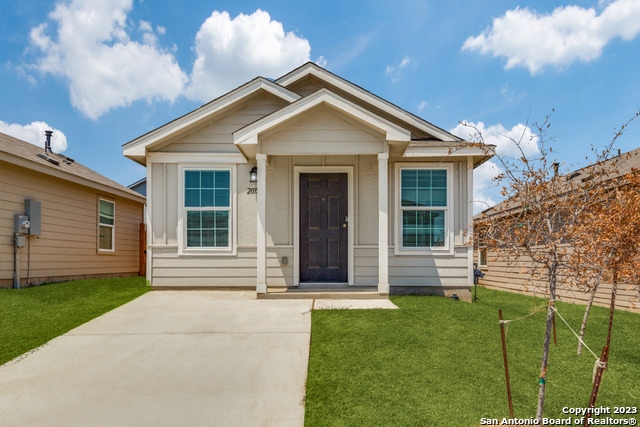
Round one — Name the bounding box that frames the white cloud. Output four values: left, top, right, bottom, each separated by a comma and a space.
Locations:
185, 10, 310, 102
462, 0, 640, 74
450, 121, 539, 158
417, 101, 428, 112
138, 20, 152, 32
28, 0, 188, 119
399, 56, 411, 68
315, 56, 327, 67
0, 121, 68, 152
385, 56, 415, 81
450, 121, 539, 212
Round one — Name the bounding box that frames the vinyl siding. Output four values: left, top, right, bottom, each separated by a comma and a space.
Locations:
0, 161, 143, 287
158, 92, 289, 153
147, 89, 473, 289
151, 246, 293, 288
286, 75, 435, 139
355, 246, 469, 286
261, 104, 386, 155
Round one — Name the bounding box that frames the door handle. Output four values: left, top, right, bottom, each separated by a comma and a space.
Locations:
343, 216, 348, 228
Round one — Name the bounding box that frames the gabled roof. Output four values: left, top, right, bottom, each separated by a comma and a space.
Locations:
234, 88, 411, 146
0, 132, 145, 203
122, 77, 301, 163
275, 62, 462, 142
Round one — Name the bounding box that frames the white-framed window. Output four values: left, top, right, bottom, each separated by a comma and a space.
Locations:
395, 163, 453, 255
179, 165, 235, 254
478, 229, 488, 268
98, 198, 115, 252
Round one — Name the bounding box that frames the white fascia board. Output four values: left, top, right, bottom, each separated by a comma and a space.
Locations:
276, 64, 460, 142
122, 78, 299, 157
403, 147, 490, 157
147, 152, 247, 164
233, 89, 411, 145
403, 145, 495, 168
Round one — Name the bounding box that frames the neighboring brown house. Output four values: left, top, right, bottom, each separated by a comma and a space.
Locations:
474, 148, 640, 313
0, 131, 145, 288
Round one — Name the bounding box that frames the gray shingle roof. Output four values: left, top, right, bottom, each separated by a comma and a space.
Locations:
0, 131, 144, 202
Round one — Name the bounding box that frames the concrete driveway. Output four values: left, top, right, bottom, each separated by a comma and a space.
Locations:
0, 291, 313, 427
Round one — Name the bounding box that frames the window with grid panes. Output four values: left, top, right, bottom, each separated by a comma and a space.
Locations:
184, 170, 230, 248
399, 168, 448, 248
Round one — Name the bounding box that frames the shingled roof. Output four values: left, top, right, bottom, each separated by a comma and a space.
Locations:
0, 131, 144, 203
475, 147, 640, 219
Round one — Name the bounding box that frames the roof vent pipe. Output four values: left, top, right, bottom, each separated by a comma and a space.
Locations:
44, 130, 53, 155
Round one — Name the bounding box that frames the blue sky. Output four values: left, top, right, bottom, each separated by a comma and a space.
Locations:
1, 0, 639, 210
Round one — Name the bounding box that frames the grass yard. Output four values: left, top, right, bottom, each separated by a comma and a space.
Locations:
0, 277, 148, 365
305, 287, 640, 426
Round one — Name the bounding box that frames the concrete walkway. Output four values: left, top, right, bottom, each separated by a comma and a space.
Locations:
0, 291, 313, 427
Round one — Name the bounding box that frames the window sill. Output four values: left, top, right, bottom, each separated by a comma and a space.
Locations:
178, 248, 237, 257
393, 247, 453, 256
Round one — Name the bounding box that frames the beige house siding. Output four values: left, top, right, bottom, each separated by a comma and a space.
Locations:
285, 75, 435, 139
261, 104, 386, 155
476, 250, 640, 313
0, 161, 143, 288
148, 152, 472, 289
158, 92, 289, 153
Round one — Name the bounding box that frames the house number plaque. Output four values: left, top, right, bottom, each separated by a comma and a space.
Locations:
246, 187, 257, 195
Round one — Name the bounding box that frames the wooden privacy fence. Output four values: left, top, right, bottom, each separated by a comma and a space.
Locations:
478, 253, 639, 313
139, 222, 146, 277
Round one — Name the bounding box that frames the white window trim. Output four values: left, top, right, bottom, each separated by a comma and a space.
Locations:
394, 163, 454, 256
98, 198, 115, 253
478, 247, 488, 268
177, 164, 237, 256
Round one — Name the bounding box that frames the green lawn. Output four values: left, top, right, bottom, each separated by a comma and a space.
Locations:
0, 277, 148, 365
305, 288, 640, 426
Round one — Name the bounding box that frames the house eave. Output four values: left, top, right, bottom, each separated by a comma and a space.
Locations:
122, 77, 300, 158
275, 62, 461, 142
233, 89, 412, 150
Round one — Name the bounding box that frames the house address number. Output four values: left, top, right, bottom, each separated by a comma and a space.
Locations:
247, 187, 257, 194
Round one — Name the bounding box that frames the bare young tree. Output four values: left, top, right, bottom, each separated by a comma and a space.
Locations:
468, 110, 640, 421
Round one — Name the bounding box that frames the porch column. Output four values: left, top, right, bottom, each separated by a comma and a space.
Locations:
378, 153, 389, 295
256, 154, 267, 294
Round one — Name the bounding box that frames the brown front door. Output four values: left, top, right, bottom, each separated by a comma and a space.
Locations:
300, 173, 348, 283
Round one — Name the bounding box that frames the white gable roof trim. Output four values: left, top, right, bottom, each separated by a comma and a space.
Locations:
233, 89, 412, 146
123, 77, 301, 157
275, 63, 461, 143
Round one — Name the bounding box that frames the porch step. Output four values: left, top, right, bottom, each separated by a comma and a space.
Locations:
258, 286, 387, 300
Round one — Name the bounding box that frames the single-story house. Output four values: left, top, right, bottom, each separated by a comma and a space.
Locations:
123, 62, 492, 297
0, 131, 145, 288
474, 148, 640, 312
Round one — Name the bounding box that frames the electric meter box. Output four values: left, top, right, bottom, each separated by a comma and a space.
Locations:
25, 199, 41, 236
14, 214, 30, 234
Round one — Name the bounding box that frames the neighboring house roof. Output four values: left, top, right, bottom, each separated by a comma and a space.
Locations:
0, 132, 145, 203
474, 147, 640, 220
128, 177, 147, 197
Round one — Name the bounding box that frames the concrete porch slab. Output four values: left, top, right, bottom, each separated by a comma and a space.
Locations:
314, 299, 398, 310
